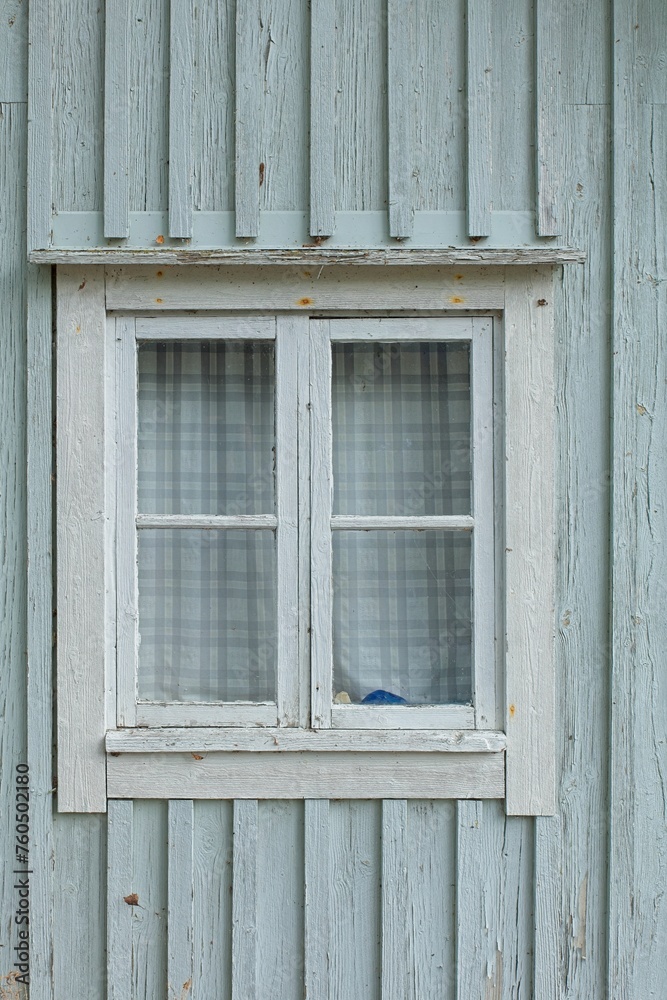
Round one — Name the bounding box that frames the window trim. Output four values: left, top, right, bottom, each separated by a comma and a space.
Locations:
56, 264, 555, 815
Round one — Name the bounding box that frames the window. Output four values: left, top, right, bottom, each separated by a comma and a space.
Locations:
56, 265, 555, 815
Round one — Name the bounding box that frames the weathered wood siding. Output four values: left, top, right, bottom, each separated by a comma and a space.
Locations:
0, 0, 662, 997
30, 0, 564, 250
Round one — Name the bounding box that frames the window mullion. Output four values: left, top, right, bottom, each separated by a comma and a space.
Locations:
275, 317, 300, 725
310, 319, 333, 728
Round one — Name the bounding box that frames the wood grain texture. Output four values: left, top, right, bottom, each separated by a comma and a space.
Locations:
107, 751, 505, 800
27, 0, 51, 249
168, 0, 194, 237
105, 264, 507, 310
52, 814, 107, 1000
305, 800, 330, 1000
232, 800, 258, 1000
106, 728, 506, 753
259, 0, 309, 213
466, 0, 493, 236
104, 0, 130, 237
256, 801, 305, 1000
192, 802, 234, 1000
456, 802, 534, 1000
381, 801, 411, 999
310, 0, 336, 235
0, 102, 29, 994
192, 0, 234, 212
534, 102, 612, 1000
0, 0, 27, 101
387, 0, 414, 238
335, 0, 387, 211
504, 268, 556, 815
56, 267, 108, 812
414, 0, 466, 213
51, 0, 104, 211
235, 0, 261, 236
535, 0, 561, 235
130, 802, 169, 1000
330, 802, 382, 1000
26, 262, 55, 1000
128, 0, 170, 213
610, 2, 667, 986
491, 0, 534, 213
167, 800, 194, 1000
107, 801, 134, 1000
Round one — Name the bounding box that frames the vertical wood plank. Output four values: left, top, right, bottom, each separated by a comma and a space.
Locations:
107, 801, 134, 1000
235, 0, 261, 237
193, 802, 234, 998
128, 0, 170, 214
104, 0, 130, 237
232, 800, 258, 1000
387, 0, 414, 238
276, 317, 300, 725
27, 0, 52, 249
169, 0, 194, 237
310, 0, 336, 236
27, 262, 55, 1000
168, 800, 194, 999
305, 799, 330, 1000
56, 267, 108, 812
610, 0, 667, 989
456, 801, 535, 1000
466, 0, 492, 237
535, 0, 561, 236
381, 800, 411, 1000
130, 802, 169, 1000
504, 268, 555, 815
310, 320, 332, 728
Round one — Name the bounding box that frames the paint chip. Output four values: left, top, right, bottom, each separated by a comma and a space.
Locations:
537, 298, 548, 306
192, 753, 204, 761
637, 403, 648, 415
449, 296, 465, 304
297, 297, 314, 307
156, 270, 164, 278
509, 704, 516, 718
123, 893, 139, 906
156, 235, 165, 245
155, 298, 163, 304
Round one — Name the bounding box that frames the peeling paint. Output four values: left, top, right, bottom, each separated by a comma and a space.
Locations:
573, 873, 588, 959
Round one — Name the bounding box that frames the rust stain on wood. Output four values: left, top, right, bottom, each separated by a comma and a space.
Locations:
297, 297, 314, 306
123, 893, 139, 906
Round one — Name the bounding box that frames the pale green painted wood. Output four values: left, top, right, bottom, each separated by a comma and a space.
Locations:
235, 0, 261, 236
129, 0, 170, 214
104, 0, 130, 237
304, 800, 330, 999
51, 0, 104, 211
192, 802, 234, 1000
131, 801, 169, 1000
310, 0, 336, 235
0, 0, 28, 101
167, 801, 194, 998
466, 0, 493, 236
387, 0, 415, 238
232, 800, 258, 999
534, 102, 612, 1000
610, 0, 667, 988
381, 801, 411, 999
26, 262, 54, 1000
0, 101, 29, 995
27, 0, 51, 250
491, 0, 534, 212
535, 0, 561, 235
192, 0, 234, 213
256, 802, 305, 1000
329, 802, 382, 1000
107, 801, 134, 1000
52, 814, 107, 1000
168, 0, 194, 237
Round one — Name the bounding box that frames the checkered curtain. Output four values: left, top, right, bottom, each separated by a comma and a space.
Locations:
331, 343, 473, 705
136, 342, 276, 703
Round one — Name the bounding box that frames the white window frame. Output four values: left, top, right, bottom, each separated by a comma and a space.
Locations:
56, 264, 555, 816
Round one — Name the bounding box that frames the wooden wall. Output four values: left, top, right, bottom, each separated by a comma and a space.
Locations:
0, 0, 664, 997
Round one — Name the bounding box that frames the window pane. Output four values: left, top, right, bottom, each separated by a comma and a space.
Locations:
138, 341, 275, 514
332, 342, 471, 515
137, 529, 276, 703
332, 530, 472, 705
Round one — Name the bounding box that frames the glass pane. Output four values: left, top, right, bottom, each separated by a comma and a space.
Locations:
137, 529, 276, 703
138, 341, 274, 514
332, 342, 471, 515
332, 530, 472, 705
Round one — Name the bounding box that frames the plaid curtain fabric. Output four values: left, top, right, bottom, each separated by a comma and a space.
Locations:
138, 341, 275, 515
333, 530, 473, 705
137, 529, 276, 703
332, 342, 471, 516
332, 343, 473, 705
136, 342, 276, 704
